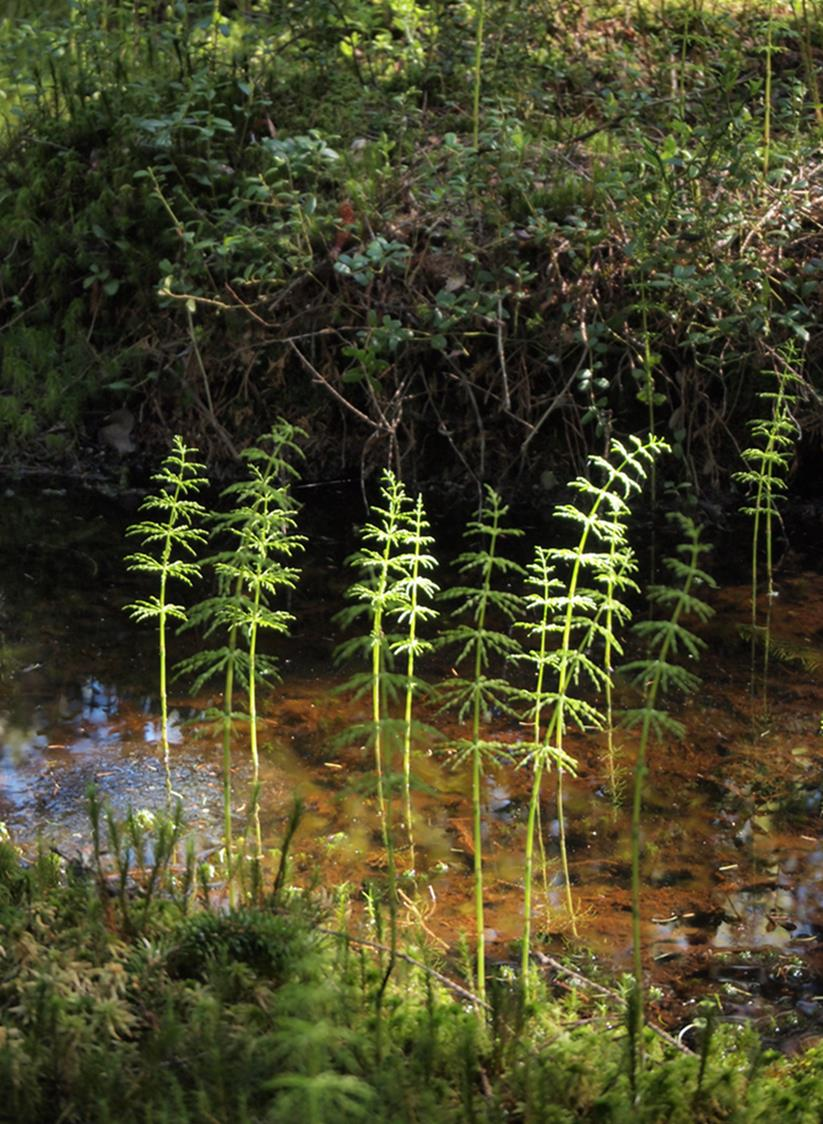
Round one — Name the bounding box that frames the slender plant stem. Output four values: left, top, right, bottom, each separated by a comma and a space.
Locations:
521, 550, 553, 986
630, 709, 655, 1071
399, 495, 437, 866
221, 616, 238, 906
248, 577, 262, 861
402, 649, 416, 864
678, 3, 690, 120
158, 561, 171, 801
470, 601, 490, 998
522, 756, 545, 986
471, 0, 486, 149
556, 767, 574, 921
764, 0, 774, 177
467, 508, 500, 1002
372, 596, 388, 848
546, 530, 593, 945
750, 486, 761, 699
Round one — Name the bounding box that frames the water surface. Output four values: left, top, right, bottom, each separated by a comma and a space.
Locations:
2, 480, 823, 1044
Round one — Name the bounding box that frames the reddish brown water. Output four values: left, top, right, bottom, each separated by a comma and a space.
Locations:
2, 481, 823, 1045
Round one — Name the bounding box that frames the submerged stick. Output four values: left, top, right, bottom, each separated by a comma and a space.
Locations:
532, 952, 694, 1056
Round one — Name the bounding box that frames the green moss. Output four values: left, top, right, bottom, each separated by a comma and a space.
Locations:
0, 836, 822, 1122
167, 909, 307, 984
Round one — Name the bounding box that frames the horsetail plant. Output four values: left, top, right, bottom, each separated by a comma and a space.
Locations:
336, 469, 415, 854
733, 347, 800, 706
516, 546, 577, 980
177, 421, 306, 888
516, 436, 667, 993
620, 515, 715, 1093
335, 469, 426, 1053
389, 493, 439, 867
438, 485, 524, 1005
216, 428, 305, 874
125, 435, 208, 803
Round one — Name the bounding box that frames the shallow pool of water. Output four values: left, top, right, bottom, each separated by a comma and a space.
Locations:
2, 479, 823, 1042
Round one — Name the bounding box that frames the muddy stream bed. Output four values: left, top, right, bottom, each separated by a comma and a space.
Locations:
3, 479, 823, 1051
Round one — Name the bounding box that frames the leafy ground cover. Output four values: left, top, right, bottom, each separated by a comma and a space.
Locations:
1, 1, 822, 487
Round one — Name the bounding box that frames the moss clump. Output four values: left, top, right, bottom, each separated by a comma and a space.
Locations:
166, 907, 307, 983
